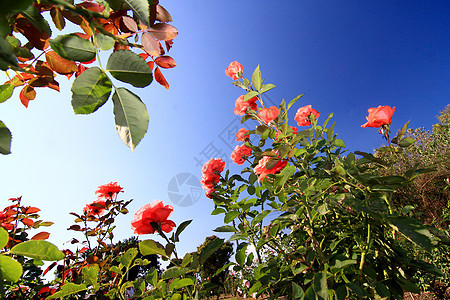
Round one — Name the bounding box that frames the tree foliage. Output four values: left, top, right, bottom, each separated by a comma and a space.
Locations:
0, 0, 178, 154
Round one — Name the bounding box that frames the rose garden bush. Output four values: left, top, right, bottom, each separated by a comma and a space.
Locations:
0, 61, 448, 299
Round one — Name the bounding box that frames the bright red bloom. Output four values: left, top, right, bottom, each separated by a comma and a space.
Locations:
361, 105, 395, 128
231, 144, 252, 165
83, 200, 107, 216
225, 61, 243, 80
295, 105, 320, 126
95, 182, 123, 199
201, 158, 225, 190
254, 156, 288, 182
131, 200, 176, 234
258, 106, 279, 124
234, 95, 258, 116
236, 128, 250, 142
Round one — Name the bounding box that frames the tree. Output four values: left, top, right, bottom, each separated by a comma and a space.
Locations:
374, 105, 450, 228
0, 0, 178, 155
197, 235, 233, 298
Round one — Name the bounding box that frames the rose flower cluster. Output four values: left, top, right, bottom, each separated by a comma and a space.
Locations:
200, 158, 226, 198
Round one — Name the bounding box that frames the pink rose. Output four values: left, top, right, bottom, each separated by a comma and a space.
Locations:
225, 61, 243, 80
361, 105, 395, 128
294, 105, 320, 126
258, 106, 279, 124
236, 128, 250, 142
234, 95, 258, 116
231, 144, 252, 165
131, 200, 176, 235
254, 156, 287, 181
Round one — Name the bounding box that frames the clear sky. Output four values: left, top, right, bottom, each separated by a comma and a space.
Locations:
0, 1, 449, 257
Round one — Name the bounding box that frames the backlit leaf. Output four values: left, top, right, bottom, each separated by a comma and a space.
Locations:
47, 283, 87, 299
156, 5, 173, 22
95, 32, 114, 51
0, 84, 14, 103
0, 255, 22, 282
31, 232, 50, 240
112, 87, 149, 150
124, 0, 150, 27
139, 239, 167, 257
45, 51, 78, 75
154, 66, 169, 89
148, 23, 178, 41
10, 240, 65, 261
71, 67, 112, 114
0, 227, 8, 249
142, 32, 160, 56
21, 5, 52, 36
106, 50, 153, 88
50, 7, 65, 30
19, 85, 35, 108
49, 34, 96, 62
155, 56, 176, 69
0, 121, 12, 155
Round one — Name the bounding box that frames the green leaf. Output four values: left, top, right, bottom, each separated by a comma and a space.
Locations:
0, 120, 12, 155
104, 0, 123, 10
96, 32, 114, 50
333, 139, 345, 148
327, 121, 335, 141
50, 34, 96, 62
162, 266, 191, 280
213, 225, 236, 233
174, 220, 192, 242
123, 0, 150, 27
139, 239, 167, 257
292, 282, 304, 299
313, 271, 328, 300
391, 120, 410, 144
224, 211, 240, 223
251, 210, 271, 227
199, 238, 224, 265
252, 65, 262, 90
287, 94, 304, 110
0, 84, 14, 103
22, 5, 51, 35
82, 265, 99, 289
260, 83, 276, 94
10, 240, 64, 261
47, 283, 87, 299
211, 208, 226, 215
106, 50, 153, 88
244, 90, 259, 102
274, 165, 296, 187
0, 255, 22, 282
112, 87, 149, 151
170, 278, 194, 290
235, 243, 247, 266
0, 37, 18, 70
399, 137, 415, 148
0, 227, 8, 249
120, 248, 138, 269
387, 216, 435, 252
71, 67, 112, 114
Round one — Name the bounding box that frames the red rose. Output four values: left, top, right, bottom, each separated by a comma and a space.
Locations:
254, 156, 288, 181
200, 158, 225, 190
131, 200, 176, 235
95, 182, 123, 199
294, 105, 320, 126
225, 61, 243, 80
361, 105, 395, 128
236, 128, 250, 142
234, 95, 258, 116
83, 200, 107, 216
231, 144, 252, 165
258, 106, 279, 124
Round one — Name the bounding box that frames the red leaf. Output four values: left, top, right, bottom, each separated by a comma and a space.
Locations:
76, 2, 104, 12
156, 5, 173, 23
14, 17, 50, 50
73, 32, 91, 40
139, 53, 149, 60
45, 51, 78, 75
19, 85, 36, 108
113, 42, 129, 51
155, 56, 176, 69
75, 64, 87, 77
47, 78, 60, 92
104, 23, 118, 35
50, 7, 65, 30
154, 66, 169, 89
25, 207, 40, 214
165, 39, 173, 51
31, 232, 50, 240
21, 218, 35, 226
142, 32, 160, 56
147, 61, 154, 70
148, 23, 178, 41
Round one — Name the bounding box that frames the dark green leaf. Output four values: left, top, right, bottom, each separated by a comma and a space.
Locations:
112, 87, 149, 151
50, 34, 96, 62
224, 211, 240, 223
327, 121, 335, 141
235, 243, 248, 266
0, 120, 12, 155
199, 238, 224, 265
123, 0, 150, 27
71, 67, 112, 114
292, 282, 304, 299
251, 210, 271, 227
174, 220, 192, 242
106, 50, 153, 87
399, 137, 415, 148
0, 37, 18, 70
313, 271, 328, 300
22, 5, 51, 35
0, 255, 22, 282
10, 240, 64, 261
170, 278, 194, 290
387, 216, 435, 252
213, 225, 236, 233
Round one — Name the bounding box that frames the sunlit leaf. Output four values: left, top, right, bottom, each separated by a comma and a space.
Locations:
0, 84, 14, 103
0, 121, 12, 154
155, 56, 176, 69
0, 255, 22, 282
106, 50, 153, 88
112, 87, 149, 150
0, 227, 8, 249
71, 67, 112, 114
156, 5, 173, 22
148, 23, 178, 41
19, 85, 35, 108
154, 66, 169, 89
45, 51, 77, 75
139, 239, 167, 257
141, 32, 160, 56
50, 7, 65, 31
31, 232, 50, 240
95, 32, 114, 50
10, 240, 65, 261
123, 0, 150, 27
47, 283, 87, 299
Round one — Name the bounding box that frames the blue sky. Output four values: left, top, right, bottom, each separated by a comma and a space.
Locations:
0, 0, 449, 257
